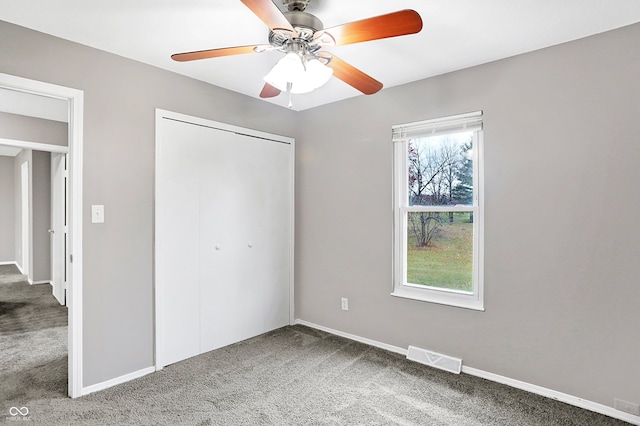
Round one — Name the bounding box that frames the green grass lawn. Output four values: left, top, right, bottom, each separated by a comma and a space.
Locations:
407, 212, 473, 291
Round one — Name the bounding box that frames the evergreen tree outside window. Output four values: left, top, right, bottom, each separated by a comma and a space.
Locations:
392, 111, 484, 310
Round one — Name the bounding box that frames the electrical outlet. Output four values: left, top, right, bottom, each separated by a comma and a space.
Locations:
341, 297, 348, 311
91, 205, 105, 223
614, 398, 640, 416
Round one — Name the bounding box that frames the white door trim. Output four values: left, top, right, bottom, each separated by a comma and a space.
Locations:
0, 137, 69, 154
0, 73, 84, 398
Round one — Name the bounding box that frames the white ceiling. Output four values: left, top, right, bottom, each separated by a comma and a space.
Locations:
2, 0, 640, 111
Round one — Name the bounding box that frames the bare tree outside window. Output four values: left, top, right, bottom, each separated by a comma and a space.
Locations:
407, 135, 472, 248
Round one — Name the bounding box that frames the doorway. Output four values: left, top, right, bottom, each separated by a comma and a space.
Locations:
0, 73, 84, 398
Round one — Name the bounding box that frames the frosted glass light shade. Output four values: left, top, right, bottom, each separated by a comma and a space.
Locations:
264, 55, 334, 94
263, 52, 305, 91
308, 59, 334, 86
291, 59, 333, 94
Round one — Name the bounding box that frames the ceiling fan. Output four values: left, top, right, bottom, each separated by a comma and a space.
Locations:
171, 0, 423, 102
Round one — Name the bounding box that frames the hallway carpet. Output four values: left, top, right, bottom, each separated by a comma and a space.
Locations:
0, 264, 67, 410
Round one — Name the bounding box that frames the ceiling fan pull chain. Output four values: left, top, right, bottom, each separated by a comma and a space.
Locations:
287, 82, 293, 108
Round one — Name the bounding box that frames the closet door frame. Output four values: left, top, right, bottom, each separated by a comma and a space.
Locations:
154, 109, 295, 370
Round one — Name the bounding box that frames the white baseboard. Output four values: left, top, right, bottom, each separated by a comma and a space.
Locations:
4, 262, 35, 283
294, 319, 640, 426
295, 319, 407, 356
29, 280, 51, 285
82, 366, 155, 396
463, 366, 639, 425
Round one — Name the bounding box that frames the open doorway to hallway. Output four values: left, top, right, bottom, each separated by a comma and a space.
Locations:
1, 141, 69, 403
1, 146, 67, 292
0, 72, 84, 397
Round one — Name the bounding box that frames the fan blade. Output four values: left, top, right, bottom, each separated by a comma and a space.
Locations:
320, 52, 383, 95
240, 0, 296, 34
320, 9, 422, 47
172, 45, 261, 62
260, 83, 281, 98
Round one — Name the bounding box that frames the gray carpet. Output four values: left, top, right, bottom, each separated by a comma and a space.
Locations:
0, 264, 68, 411
1, 264, 630, 425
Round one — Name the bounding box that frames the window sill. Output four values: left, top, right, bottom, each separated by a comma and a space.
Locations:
391, 286, 485, 311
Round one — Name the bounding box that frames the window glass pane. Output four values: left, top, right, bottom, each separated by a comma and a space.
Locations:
406, 211, 473, 291
408, 131, 474, 206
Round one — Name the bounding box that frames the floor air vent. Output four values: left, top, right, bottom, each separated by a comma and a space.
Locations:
407, 346, 462, 374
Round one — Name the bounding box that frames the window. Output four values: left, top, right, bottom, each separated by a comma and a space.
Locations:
392, 111, 484, 310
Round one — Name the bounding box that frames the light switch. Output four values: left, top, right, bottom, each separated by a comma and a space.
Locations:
91, 205, 105, 223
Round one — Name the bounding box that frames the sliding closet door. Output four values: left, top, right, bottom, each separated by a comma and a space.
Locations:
199, 131, 291, 353
156, 110, 293, 368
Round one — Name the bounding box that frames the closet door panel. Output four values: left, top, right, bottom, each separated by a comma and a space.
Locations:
156, 119, 202, 367
199, 131, 291, 353
198, 129, 246, 352
240, 136, 291, 332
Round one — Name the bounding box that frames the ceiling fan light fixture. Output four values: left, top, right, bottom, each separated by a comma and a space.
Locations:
173, 2, 423, 101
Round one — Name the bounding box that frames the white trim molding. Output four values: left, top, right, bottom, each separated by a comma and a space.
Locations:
463, 367, 640, 425
0, 72, 84, 399
295, 320, 640, 425
0, 137, 69, 154
0, 261, 18, 266
82, 367, 155, 396
295, 320, 407, 356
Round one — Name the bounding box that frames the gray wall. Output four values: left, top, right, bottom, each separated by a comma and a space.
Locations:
0, 21, 297, 387
0, 155, 15, 262
31, 150, 51, 282
294, 23, 640, 408
0, 111, 67, 146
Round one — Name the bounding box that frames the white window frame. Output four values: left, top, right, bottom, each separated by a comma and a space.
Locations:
392, 111, 484, 311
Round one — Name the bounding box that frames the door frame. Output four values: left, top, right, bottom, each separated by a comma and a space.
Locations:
0, 73, 84, 398
154, 108, 295, 369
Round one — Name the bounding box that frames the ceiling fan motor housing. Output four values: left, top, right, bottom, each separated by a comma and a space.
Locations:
283, 0, 310, 12
285, 11, 323, 34
270, 10, 323, 50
